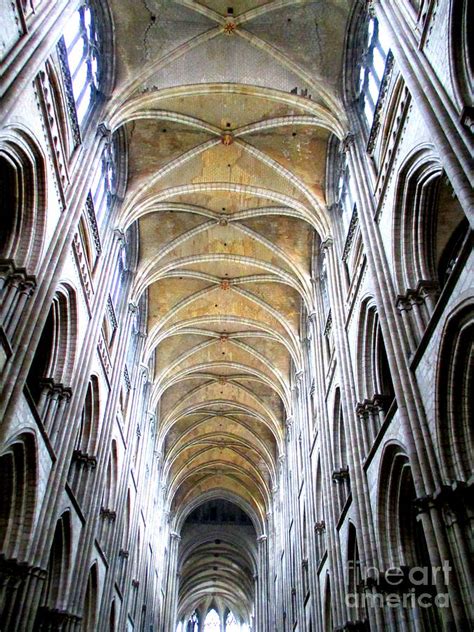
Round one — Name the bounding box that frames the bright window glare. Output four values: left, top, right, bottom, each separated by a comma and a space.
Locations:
63, 4, 99, 128
377, 20, 390, 52
225, 611, 239, 631
76, 88, 92, 124
68, 38, 84, 75
63, 12, 81, 47
358, 15, 390, 128
204, 609, 220, 630
368, 73, 379, 102
373, 46, 385, 80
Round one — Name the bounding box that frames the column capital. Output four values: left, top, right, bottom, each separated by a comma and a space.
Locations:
327, 201, 342, 215
341, 131, 356, 153
113, 227, 126, 246
170, 531, 181, 542
320, 237, 334, 252
366, 0, 378, 17
97, 121, 112, 142
257, 534, 268, 543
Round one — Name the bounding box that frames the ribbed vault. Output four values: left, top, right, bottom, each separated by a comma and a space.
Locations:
104, 0, 353, 623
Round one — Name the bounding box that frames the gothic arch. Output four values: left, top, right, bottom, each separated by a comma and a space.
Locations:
38, 511, 73, 616
436, 298, 474, 483
377, 443, 429, 569
448, 0, 474, 111
392, 148, 468, 299
83, 563, 99, 631
346, 522, 366, 625
356, 298, 394, 407
0, 432, 37, 560
323, 573, 332, 632
26, 283, 78, 404
332, 388, 348, 471
376, 443, 441, 629
74, 375, 101, 457
0, 127, 47, 274
102, 439, 119, 511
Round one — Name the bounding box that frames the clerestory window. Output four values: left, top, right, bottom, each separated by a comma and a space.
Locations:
90, 141, 117, 226
337, 150, 357, 232
62, 2, 101, 126
358, 16, 390, 127
225, 611, 239, 631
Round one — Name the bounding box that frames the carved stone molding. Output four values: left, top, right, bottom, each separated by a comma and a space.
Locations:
355, 394, 392, 418
332, 466, 350, 483
56, 38, 81, 147
100, 507, 117, 522
342, 208, 359, 263
367, 51, 395, 155
396, 280, 440, 312
71, 449, 97, 470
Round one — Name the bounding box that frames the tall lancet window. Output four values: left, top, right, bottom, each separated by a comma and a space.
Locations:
358, 16, 390, 127
337, 149, 358, 232
61, 2, 101, 125
204, 609, 220, 630
225, 611, 239, 631
90, 141, 117, 226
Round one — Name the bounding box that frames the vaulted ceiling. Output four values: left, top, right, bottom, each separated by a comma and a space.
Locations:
106, 0, 352, 619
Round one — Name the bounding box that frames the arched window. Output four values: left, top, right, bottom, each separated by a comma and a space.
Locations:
357, 16, 390, 127
187, 611, 199, 631
337, 149, 357, 231
90, 140, 117, 227
204, 609, 220, 630
225, 611, 239, 631
61, 2, 101, 126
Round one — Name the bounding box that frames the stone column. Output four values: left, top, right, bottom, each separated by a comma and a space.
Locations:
323, 237, 385, 631
162, 532, 181, 632
256, 535, 269, 632
306, 306, 345, 630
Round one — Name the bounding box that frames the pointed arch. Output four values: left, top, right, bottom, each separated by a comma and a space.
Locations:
83, 563, 99, 631
0, 128, 47, 275
436, 299, 474, 483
